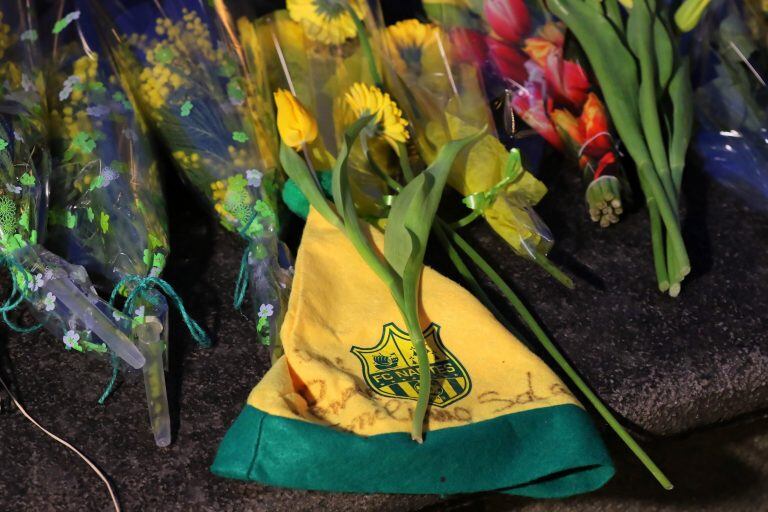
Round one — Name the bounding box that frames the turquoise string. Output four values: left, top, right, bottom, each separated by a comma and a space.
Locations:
0, 254, 42, 333
97, 352, 120, 405
233, 212, 259, 310
98, 273, 212, 404
109, 274, 212, 348
233, 242, 251, 310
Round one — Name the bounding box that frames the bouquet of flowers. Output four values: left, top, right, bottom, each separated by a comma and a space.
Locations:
423, 0, 629, 226
235, 3, 670, 486
103, 0, 290, 353
0, 0, 142, 369
546, 0, 695, 297
689, 0, 768, 211
41, 1, 211, 445
362, 10, 574, 286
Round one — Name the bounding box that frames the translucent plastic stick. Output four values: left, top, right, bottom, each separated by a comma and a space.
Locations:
44, 276, 145, 369
134, 294, 171, 447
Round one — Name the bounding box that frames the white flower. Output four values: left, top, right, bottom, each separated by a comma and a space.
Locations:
13, 130, 23, 143
246, 169, 263, 188
43, 292, 56, 311
63, 330, 80, 349
44, 269, 53, 281
149, 266, 161, 277
99, 166, 118, 187
258, 303, 274, 319
29, 273, 44, 292
86, 105, 110, 118
6, 184, 21, 194
134, 305, 145, 318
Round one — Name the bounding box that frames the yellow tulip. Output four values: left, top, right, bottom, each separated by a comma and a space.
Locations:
674, 0, 712, 33
274, 89, 318, 149
617, 0, 633, 8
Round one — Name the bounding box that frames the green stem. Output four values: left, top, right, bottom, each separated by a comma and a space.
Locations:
349, 7, 383, 88
532, 251, 575, 289
648, 200, 670, 292
397, 141, 414, 182
449, 208, 483, 229
438, 218, 674, 490
403, 305, 431, 442
636, 160, 689, 276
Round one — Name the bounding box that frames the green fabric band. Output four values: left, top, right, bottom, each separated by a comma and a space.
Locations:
211, 403, 614, 497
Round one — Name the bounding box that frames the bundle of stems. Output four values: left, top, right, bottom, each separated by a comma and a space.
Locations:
546, 0, 694, 296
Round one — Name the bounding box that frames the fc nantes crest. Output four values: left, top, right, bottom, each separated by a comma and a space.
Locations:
351, 323, 471, 408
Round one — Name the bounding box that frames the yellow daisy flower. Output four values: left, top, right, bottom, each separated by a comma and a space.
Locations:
385, 19, 441, 75
344, 82, 409, 148
286, 0, 364, 45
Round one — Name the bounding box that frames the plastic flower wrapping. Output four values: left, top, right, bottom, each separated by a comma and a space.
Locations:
422, 0, 629, 226
363, 8, 569, 275
0, 0, 143, 370
39, 2, 211, 446
689, 0, 768, 211
102, 0, 291, 352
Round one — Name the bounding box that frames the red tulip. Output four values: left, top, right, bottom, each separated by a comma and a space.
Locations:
524, 37, 589, 108
579, 93, 613, 158
594, 152, 617, 179
487, 37, 528, 85
484, 0, 531, 44
511, 78, 563, 151
537, 21, 566, 47
450, 27, 488, 65
549, 108, 584, 147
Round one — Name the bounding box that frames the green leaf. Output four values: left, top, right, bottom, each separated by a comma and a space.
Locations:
383, 129, 485, 277
653, 15, 675, 90
100, 212, 110, 233
331, 115, 398, 288
52, 11, 80, 34
278, 141, 342, 229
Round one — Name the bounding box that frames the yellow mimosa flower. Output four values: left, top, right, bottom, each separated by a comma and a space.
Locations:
274, 89, 318, 149
286, 0, 363, 45
385, 19, 442, 75
344, 82, 409, 148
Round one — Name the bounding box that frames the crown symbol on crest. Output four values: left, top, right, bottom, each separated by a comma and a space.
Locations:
373, 354, 399, 370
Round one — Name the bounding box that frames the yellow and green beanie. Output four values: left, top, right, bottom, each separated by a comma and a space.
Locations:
212, 210, 614, 497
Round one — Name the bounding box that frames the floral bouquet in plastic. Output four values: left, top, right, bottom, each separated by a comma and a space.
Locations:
362, 9, 572, 285
41, 1, 211, 445
689, 0, 768, 211
103, 0, 290, 353
423, 0, 629, 226
0, 0, 143, 369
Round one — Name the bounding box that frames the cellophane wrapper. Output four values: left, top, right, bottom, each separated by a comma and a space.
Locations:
365, 5, 554, 257
423, 0, 629, 226
1, 0, 133, 357
690, 0, 768, 211
41, 1, 174, 361
105, 0, 290, 348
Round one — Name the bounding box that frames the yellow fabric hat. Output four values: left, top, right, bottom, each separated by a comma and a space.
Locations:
212, 209, 613, 496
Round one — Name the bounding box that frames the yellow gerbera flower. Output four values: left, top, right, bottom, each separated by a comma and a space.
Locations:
344, 82, 409, 148
385, 19, 441, 75
286, 0, 364, 45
